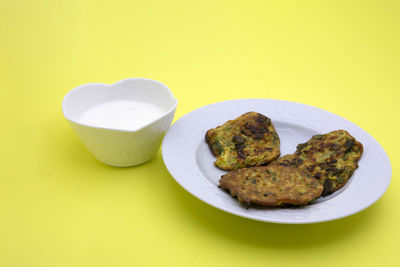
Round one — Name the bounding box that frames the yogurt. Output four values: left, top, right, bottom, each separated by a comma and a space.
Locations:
78, 100, 165, 131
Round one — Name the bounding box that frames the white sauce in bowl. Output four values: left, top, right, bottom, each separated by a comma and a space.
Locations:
78, 100, 165, 131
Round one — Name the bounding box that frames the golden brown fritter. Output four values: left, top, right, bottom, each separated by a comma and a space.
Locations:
206, 112, 280, 170
273, 130, 363, 196
219, 164, 323, 207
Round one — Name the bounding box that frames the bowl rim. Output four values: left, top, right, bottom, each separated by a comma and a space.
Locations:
62, 77, 178, 133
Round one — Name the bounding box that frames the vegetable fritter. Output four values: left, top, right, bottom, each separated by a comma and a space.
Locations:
273, 130, 363, 196
219, 164, 323, 207
206, 112, 280, 170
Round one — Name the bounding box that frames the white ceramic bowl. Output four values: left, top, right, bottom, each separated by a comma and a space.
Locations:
62, 78, 177, 167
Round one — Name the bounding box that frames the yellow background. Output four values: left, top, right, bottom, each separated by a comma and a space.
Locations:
0, 1, 399, 266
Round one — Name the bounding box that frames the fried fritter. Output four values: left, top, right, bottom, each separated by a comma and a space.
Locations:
273, 130, 363, 196
206, 112, 280, 170
219, 164, 323, 207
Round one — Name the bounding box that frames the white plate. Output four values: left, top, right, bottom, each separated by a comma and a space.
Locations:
162, 99, 391, 224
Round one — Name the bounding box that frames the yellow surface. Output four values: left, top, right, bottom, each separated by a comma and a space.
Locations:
0, 1, 399, 266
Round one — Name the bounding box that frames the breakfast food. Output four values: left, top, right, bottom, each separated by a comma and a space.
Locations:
206, 112, 280, 170
208, 112, 364, 207
273, 130, 363, 196
219, 164, 323, 207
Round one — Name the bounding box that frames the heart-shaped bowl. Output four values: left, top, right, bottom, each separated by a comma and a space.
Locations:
62, 78, 177, 167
